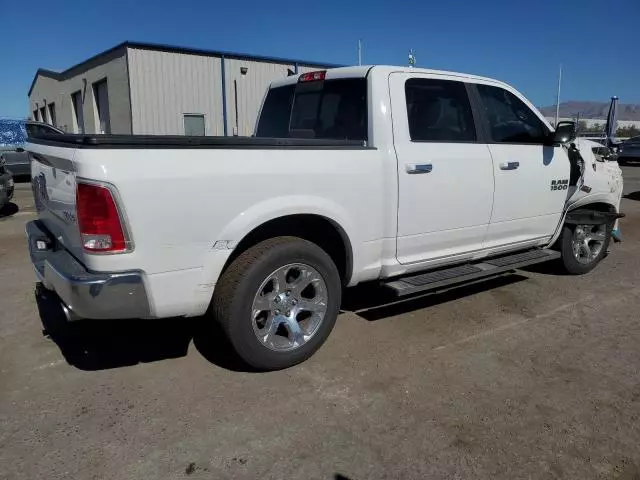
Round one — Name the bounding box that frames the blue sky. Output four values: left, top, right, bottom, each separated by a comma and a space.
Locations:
2, 0, 639, 119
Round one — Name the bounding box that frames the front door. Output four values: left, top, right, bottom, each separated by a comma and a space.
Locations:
390, 73, 495, 265
474, 83, 571, 248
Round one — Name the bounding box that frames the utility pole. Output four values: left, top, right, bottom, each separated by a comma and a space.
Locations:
358, 39, 362, 66
555, 64, 562, 127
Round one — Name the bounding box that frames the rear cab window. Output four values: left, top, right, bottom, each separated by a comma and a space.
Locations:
256, 77, 368, 142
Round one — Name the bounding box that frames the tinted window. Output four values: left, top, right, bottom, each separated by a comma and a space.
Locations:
405, 78, 476, 142
256, 79, 367, 141
26, 123, 62, 136
255, 85, 295, 138
477, 84, 548, 144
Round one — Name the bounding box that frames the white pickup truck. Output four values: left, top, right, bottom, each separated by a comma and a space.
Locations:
26, 66, 624, 370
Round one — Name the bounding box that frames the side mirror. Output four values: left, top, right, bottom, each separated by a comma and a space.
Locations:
15, 147, 25, 153
551, 121, 576, 144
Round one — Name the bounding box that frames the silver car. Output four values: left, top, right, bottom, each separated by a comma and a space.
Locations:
0, 120, 63, 177
618, 136, 640, 165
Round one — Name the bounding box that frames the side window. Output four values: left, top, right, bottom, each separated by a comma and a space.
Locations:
477, 84, 548, 144
405, 78, 476, 142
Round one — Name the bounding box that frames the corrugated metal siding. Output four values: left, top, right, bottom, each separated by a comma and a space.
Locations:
297, 65, 325, 74
223, 59, 295, 136
128, 48, 224, 135
29, 54, 131, 134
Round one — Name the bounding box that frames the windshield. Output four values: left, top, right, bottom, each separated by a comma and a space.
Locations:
0, 119, 27, 148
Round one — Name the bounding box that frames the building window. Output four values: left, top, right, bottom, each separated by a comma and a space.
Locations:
48, 103, 57, 127
71, 91, 85, 134
33, 109, 39, 122
92, 79, 111, 134
184, 114, 206, 136
39, 106, 47, 124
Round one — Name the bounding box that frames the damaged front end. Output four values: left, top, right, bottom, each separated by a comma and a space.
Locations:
564, 138, 625, 241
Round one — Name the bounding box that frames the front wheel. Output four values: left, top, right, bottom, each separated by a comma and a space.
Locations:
212, 236, 341, 370
560, 222, 611, 275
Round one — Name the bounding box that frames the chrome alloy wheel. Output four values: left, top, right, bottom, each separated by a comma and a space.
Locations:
251, 263, 328, 351
572, 224, 607, 265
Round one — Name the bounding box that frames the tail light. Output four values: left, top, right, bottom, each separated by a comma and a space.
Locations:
76, 182, 129, 253
299, 71, 326, 82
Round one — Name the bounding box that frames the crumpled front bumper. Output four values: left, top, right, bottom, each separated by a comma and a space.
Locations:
26, 220, 151, 320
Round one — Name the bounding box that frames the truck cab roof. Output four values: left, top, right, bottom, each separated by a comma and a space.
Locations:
269, 65, 510, 90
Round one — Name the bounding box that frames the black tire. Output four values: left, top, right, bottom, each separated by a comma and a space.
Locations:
560, 223, 611, 275
212, 236, 341, 370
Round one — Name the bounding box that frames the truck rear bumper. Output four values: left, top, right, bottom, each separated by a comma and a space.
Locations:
26, 220, 151, 320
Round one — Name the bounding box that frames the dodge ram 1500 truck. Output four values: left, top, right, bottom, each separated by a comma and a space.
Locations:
26, 66, 624, 370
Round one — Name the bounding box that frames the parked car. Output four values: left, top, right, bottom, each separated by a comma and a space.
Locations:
0, 157, 14, 210
0, 120, 63, 177
26, 66, 624, 370
618, 136, 640, 165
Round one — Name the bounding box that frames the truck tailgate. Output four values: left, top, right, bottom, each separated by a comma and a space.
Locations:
28, 144, 84, 260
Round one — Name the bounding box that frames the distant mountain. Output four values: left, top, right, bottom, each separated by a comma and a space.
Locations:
539, 101, 640, 121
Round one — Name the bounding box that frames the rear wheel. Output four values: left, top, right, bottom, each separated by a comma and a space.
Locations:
212, 236, 341, 370
560, 222, 611, 275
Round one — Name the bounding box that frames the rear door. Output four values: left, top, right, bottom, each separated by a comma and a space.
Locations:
390, 73, 494, 265
473, 83, 570, 248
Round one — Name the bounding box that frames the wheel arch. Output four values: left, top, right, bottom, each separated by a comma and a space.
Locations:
222, 213, 354, 286
548, 200, 619, 248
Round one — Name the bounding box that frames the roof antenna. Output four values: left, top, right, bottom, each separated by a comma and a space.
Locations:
408, 49, 416, 68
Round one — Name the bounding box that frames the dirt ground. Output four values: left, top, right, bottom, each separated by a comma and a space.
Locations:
2, 167, 640, 480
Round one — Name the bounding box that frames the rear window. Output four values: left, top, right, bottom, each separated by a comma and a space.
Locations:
256, 78, 367, 141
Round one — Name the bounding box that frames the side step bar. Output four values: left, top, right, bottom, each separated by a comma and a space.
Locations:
384, 249, 560, 297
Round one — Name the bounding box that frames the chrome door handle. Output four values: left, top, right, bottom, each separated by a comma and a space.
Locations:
499, 161, 520, 170
406, 163, 433, 174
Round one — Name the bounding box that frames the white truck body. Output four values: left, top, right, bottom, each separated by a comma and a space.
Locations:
26, 65, 623, 367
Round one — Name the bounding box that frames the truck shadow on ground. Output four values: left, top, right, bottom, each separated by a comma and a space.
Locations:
624, 191, 640, 202
35, 274, 529, 372
0, 202, 19, 218
341, 273, 527, 321
35, 285, 248, 372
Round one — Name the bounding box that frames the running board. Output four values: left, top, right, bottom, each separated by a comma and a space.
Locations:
384, 249, 560, 297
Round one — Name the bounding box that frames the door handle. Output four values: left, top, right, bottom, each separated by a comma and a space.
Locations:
406, 163, 433, 174
499, 161, 520, 170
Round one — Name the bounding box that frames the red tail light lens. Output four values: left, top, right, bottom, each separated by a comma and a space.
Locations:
76, 182, 127, 253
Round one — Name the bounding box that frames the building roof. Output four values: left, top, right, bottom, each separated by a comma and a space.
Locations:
28, 41, 342, 97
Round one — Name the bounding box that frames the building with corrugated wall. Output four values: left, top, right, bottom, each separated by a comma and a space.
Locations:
27, 42, 338, 137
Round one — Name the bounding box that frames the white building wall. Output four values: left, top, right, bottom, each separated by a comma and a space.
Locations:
127, 48, 224, 135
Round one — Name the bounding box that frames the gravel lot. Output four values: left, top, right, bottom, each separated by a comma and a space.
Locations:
2, 168, 640, 480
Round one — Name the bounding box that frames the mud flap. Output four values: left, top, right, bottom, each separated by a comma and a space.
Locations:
612, 220, 623, 243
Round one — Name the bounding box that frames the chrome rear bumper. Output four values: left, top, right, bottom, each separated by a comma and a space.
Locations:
26, 220, 150, 320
